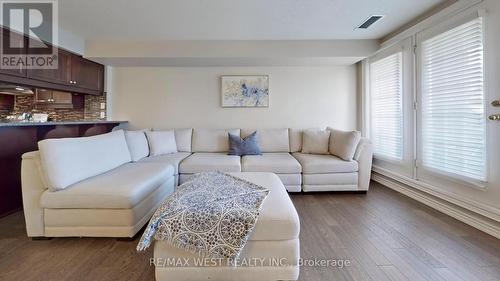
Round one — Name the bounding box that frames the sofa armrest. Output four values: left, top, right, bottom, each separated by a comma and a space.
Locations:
21, 151, 47, 237
354, 139, 373, 191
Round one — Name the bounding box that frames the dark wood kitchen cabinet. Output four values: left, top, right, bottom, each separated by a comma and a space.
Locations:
35, 89, 72, 104
27, 51, 104, 94
34, 89, 84, 109
27, 48, 72, 85
0, 27, 105, 95
70, 55, 104, 92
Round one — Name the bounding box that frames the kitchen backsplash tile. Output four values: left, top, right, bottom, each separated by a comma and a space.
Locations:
84, 94, 107, 120
7, 93, 106, 121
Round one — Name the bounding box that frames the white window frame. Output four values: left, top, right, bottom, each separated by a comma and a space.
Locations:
367, 37, 415, 178
415, 10, 489, 189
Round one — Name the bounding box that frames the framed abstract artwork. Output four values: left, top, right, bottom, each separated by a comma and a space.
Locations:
221, 75, 269, 107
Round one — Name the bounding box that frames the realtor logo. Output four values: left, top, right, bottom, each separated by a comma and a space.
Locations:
0, 0, 58, 69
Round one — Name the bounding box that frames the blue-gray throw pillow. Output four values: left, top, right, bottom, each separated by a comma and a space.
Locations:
228, 131, 262, 156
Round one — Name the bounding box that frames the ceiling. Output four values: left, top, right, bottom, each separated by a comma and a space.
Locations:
58, 0, 448, 41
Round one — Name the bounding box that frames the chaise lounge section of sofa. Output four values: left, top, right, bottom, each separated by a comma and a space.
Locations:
21, 130, 177, 238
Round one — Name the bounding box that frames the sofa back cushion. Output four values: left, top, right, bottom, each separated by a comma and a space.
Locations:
289, 129, 303, 153
146, 130, 178, 156
327, 127, 361, 161
124, 130, 149, 162
174, 128, 193, 152
241, 128, 289, 152
38, 130, 132, 191
192, 128, 240, 152
301, 129, 330, 155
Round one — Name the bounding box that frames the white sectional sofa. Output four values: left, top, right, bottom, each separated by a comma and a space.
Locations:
21, 127, 372, 238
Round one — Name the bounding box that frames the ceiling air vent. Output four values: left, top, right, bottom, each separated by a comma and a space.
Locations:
357, 15, 384, 29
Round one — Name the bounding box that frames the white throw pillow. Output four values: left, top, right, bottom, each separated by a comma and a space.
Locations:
38, 130, 132, 191
146, 130, 178, 156
301, 129, 330, 155
328, 127, 361, 161
124, 130, 149, 161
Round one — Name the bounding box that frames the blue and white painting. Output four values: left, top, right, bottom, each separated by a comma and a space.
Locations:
221, 75, 269, 107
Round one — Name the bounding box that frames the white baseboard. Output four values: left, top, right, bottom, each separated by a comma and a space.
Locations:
372, 173, 500, 240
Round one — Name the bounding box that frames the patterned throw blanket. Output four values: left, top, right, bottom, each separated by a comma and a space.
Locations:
137, 172, 269, 261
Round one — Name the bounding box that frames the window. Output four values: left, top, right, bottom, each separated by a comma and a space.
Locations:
370, 52, 404, 160
419, 17, 486, 182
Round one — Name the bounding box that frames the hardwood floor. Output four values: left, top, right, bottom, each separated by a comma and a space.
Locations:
1, 182, 499, 281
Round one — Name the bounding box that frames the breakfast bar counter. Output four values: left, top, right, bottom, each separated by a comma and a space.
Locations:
0, 120, 129, 127
0, 120, 128, 217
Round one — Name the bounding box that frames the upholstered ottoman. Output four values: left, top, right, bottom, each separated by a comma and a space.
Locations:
154, 172, 300, 281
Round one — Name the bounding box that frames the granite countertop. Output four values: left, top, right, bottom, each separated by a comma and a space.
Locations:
0, 120, 128, 127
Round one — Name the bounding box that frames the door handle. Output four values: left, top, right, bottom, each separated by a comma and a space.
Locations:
492, 100, 500, 107
488, 114, 500, 121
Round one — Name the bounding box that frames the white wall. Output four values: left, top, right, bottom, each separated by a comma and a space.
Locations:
110, 66, 357, 130
58, 27, 85, 54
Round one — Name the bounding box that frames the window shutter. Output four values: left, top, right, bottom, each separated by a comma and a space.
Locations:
370, 52, 404, 160
420, 17, 486, 181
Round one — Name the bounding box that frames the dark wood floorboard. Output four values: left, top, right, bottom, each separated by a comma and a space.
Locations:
0, 181, 499, 281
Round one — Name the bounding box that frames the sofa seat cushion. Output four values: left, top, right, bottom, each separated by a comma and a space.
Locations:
292, 152, 358, 174
229, 172, 300, 241
242, 153, 301, 174
41, 162, 175, 209
179, 153, 241, 174
43, 178, 174, 237
138, 152, 192, 174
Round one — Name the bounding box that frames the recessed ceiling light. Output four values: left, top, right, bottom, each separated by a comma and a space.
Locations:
15, 87, 25, 91
357, 15, 384, 29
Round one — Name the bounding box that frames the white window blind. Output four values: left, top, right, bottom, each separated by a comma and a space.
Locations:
370, 52, 404, 160
420, 17, 486, 181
